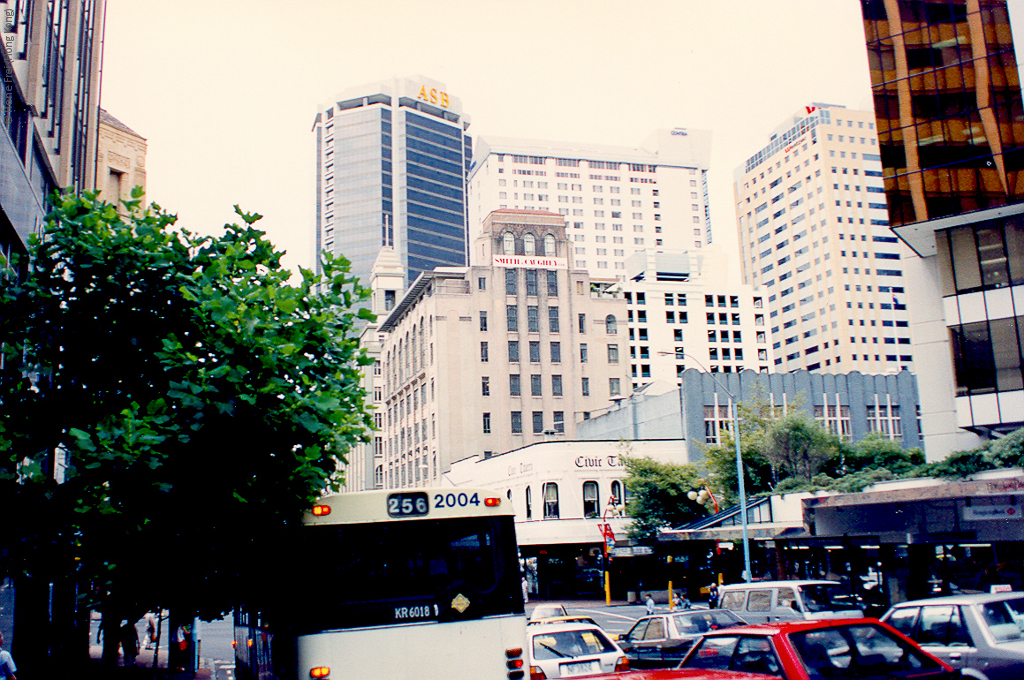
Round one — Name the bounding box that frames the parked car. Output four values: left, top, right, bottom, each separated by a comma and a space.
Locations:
528, 615, 601, 627
618, 609, 747, 668
670, 618, 957, 679
882, 592, 1024, 680
528, 622, 630, 678
529, 603, 570, 621
717, 580, 864, 624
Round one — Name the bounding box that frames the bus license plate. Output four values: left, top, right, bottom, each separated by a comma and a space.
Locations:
560, 660, 601, 676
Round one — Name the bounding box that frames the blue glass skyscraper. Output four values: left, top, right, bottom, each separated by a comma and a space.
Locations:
313, 76, 472, 290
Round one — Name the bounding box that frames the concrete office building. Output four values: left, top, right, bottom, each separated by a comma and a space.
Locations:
859, 0, 1024, 456
95, 109, 147, 213
577, 368, 923, 466
468, 130, 713, 281
733, 105, 917, 375
618, 245, 774, 391
1, 0, 105, 272
312, 76, 472, 290
376, 209, 629, 489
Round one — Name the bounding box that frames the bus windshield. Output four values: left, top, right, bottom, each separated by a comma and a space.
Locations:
283, 515, 522, 634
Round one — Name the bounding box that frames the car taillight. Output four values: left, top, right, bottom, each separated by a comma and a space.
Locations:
309, 667, 330, 678
614, 656, 629, 672
311, 505, 331, 516
530, 666, 547, 680
506, 647, 524, 679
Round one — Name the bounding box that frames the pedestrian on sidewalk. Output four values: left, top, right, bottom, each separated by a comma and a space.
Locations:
0, 632, 17, 680
144, 612, 157, 650
120, 621, 139, 666
645, 592, 655, 615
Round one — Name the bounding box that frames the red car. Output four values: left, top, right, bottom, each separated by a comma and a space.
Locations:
591, 618, 958, 680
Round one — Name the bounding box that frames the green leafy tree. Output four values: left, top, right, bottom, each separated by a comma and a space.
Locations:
622, 456, 706, 542
0, 190, 373, 668
764, 410, 842, 484
703, 398, 777, 506
927, 426, 1024, 478
842, 431, 924, 475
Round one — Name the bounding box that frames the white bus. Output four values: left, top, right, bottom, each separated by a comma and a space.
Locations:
234, 488, 527, 679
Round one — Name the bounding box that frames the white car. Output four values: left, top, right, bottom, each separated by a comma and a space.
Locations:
528, 622, 629, 679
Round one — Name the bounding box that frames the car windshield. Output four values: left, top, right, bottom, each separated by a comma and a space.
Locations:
532, 628, 617, 661
801, 584, 862, 612
671, 611, 744, 635
682, 635, 783, 675
790, 623, 941, 680
979, 597, 1024, 643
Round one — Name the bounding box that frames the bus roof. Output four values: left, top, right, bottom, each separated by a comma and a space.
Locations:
304, 488, 516, 525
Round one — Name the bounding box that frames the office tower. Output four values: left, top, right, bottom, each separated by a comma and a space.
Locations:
467, 130, 713, 280
376, 210, 629, 489
618, 245, 773, 390
1, 0, 106, 272
860, 0, 1024, 455
312, 76, 472, 291
733, 105, 916, 374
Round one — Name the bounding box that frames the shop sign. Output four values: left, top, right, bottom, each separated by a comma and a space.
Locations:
493, 255, 567, 269
963, 504, 1022, 521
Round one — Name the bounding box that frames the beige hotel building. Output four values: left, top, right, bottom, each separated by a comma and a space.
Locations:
375, 209, 629, 489
733, 105, 917, 374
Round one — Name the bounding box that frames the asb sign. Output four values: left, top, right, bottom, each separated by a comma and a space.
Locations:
493, 255, 567, 269
418, 86, 450, 108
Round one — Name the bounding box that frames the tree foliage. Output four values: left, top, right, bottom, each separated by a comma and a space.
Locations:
0, 190, 374, 630
925, 426, 1024, 478
622, 456, 705, 543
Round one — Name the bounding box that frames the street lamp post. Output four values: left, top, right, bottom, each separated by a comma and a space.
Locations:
661, 350, 752, 583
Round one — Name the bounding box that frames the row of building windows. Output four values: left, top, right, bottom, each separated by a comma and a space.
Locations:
483, 410, 566, 435
521, 480, 625, 520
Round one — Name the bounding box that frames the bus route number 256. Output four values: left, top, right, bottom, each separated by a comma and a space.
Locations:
387, 492, 429, 517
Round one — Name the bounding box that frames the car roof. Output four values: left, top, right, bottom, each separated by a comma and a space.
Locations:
890, 592, 1024, 607
719, 580, 839, 589
699, 617, 885, 636
528, 616, 599, 626
528, 622, 609, 635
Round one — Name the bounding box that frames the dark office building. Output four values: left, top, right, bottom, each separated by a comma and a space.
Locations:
860, 0, 1024, 453
312, 76, 472, 290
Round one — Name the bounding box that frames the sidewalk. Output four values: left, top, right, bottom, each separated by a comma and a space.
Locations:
87, 639, 214, 680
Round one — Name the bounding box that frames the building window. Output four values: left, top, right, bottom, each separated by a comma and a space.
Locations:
552, 374, 563, 396
482, 412, 491, 434
509, 340, 520, 363
580, 343, 588, 363
608, 344, 619, 363
544, 233, 556, 256
532, 411, 544, 434
531, 374, 542, 396
606, 315, 618, 334
529, 340, 541, 363
510, 374, 521, 396
503, 231, 515, 254
583, 481, 599, 518
704, 405, 732, 444
546, 270, 558, 297
950, 316, 1024, 396
480, 341, 489, 362
478, 276, 486, 290
548, 306, 560, 333
550, 341, 562, 363
579, 313, 586, 333
866, 404, 902, 439
524, 233, 536, 255
528, 306, 540, 333
581, 377, 590, 396
481, 376, 490, 396
505, 268, 517, 295
525, 486, 532, 520
543, 482, 559, 518
609, 378, 621, 396
814, 403, 852, 439
507, 304, 518, 331
554, 411, 565, 433
511, 411, 523, 434
525, 269, 538, 296
479, 311, 487, 331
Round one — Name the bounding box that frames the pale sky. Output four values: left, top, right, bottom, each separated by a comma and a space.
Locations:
96, 1, 1007, 276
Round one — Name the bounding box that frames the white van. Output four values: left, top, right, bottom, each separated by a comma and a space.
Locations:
717, 580, 864, 624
